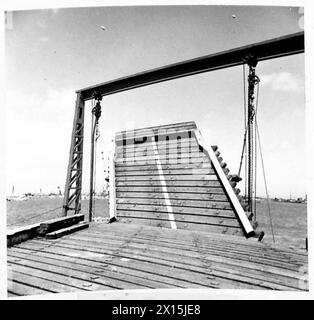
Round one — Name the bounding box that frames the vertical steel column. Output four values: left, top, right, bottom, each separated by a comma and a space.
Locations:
62, 93, 85, 216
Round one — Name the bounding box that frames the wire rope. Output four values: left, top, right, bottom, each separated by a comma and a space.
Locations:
256, 120, 276, 243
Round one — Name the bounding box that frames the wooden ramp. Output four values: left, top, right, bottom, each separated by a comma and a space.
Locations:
114, 121, 255, 237
7, 222, 308, 296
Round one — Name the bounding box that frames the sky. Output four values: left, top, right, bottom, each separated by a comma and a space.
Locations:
4, 4, 306, 198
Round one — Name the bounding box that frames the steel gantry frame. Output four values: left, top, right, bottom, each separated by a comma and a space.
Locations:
61, 31, 304, 221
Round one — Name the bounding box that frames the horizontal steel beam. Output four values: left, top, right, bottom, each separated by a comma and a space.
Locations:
78, 31, 304, 100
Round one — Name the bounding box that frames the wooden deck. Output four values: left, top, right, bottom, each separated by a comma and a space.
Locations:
7, 222, 308, 296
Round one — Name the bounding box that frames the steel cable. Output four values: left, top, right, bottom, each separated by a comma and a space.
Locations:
256, 120, 275, 243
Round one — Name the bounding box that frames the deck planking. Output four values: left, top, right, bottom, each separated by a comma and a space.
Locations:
7, 222, 308, 296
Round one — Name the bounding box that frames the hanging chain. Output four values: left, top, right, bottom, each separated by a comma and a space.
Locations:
254, 81, 260, 221
238, 55, 260, 220
247, 58, 260, 219
89, 92, 102, 222
238, 64, 247, 179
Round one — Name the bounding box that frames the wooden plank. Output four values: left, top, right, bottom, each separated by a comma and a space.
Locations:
51, 236, 297, 290
72, 230, 305, 289
7, 215, 87, 247
116, 145, 203, 159
115, 151, 207, 163
116, 186, 227, 194
23, 222, 307, 289
10, 246, 179, 289
32, 225, 309, 273
94, 225, 305, 271
116, 131, 195, 146
62, 232, 303, 280
8, 265, 87, 293
37, 214, 85, 236
116, 204, 237, 220
13, 244, 204, 289
116, 121, 196, 137
116, 203, 236, 217
7, 290, 21, 297
124, 224, 307, 261
90, 226, 243, 253
18, 240, 219, 289
86, 228, 306, 276
35, 238, 268, 290
86, 226, 306, 272
115, 168, 215, 177
8, 223, 307, 293
115, 156, 210, 166
7, 223, 41, 247
116, 151, 210, 163
116, 138, 199, 153
8, 249, 156, 290
20, 243, 202, 289
116, 122, 196, 140
45, 222, 89, 239
117, 216, 242, 234
116, 197, 232, 210
116, 162, 212, 172
8, 223, 308, 290
7, 276, 56, 296
115, 126, 195, 142
116, 191, 229, 202
267, 246, 308, 262
116, 145, 202, 158
7, 254, 123, 291
116, 211, 241, 228
115, 174, 219, 182
116, 179, 222, 187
